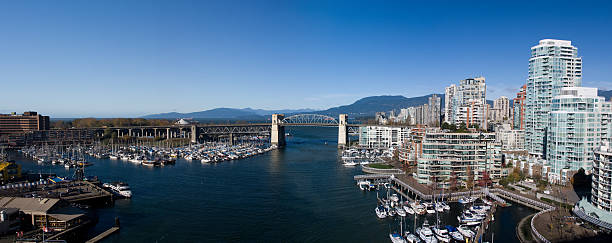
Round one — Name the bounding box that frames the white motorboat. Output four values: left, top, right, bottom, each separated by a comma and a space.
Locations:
395, 206, 407, 217
449, 231, 464, 242
343, 160, 358, 166
416, 226, 438, 243
458, 196, 477, 204
403, 205, 415, 215
433, 227, 450, 242
104, 182, 132, 198
405, 233, 420, 243
390, 193, 400, 202
390, 233, 407, 243
357, 180, 371, 191
375, 206, 387, 219
457, 225, 475, 238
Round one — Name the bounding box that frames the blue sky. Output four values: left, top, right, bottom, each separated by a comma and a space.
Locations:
1, 0, 612, 117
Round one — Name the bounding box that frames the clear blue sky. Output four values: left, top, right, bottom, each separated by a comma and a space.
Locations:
1, 0, 611, 118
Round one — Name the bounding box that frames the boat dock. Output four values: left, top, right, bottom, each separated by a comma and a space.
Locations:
86, 226, 120, 243
474, 204, 497, 242
355, 173, 555, 210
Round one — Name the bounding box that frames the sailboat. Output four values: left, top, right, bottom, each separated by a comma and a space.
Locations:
389, 216, 408, 243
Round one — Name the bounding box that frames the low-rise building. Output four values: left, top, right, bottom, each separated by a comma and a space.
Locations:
358, 126, 410, 148
0, 197, 87, 232
495, 124, 525, 151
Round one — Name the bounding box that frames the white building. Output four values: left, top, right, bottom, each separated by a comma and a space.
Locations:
492, 96, 510, 122
547, 87, 612, 182
359, 126, 410, 148
445, 77, 487, 129
444, 85, 457, 124
495, 124, 525, 151
525, 39, 582, 158
593, 142, 612, 212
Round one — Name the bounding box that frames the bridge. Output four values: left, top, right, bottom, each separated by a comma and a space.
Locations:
31, 114, 362, 148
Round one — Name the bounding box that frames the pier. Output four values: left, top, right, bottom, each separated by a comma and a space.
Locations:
86, 227, 120, 243
355, 174, 555, 210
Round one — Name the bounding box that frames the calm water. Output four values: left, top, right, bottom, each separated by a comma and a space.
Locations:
14, 127, 534, 242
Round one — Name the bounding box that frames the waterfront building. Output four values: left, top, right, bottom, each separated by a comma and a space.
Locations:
573, 142, 612, 231
445, 77, 487, 129
0, 112, 49, 146
593, 142, 612, 212
547, 87, 611, 182
416, 132, 502, 189
525, 39, 582, 158
495, 124, 525, 151
0, 197, 87, 232
513, 85, 527, 129
358, 126, 410, 148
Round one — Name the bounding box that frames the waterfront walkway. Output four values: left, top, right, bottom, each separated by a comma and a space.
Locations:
86, 227, 120, 243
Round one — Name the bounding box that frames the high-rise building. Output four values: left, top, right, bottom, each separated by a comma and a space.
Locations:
493, 96, 510, 122
547, 87, 611, 182
513, 85, 527, 129
592, 142, 612, 212
416, 132, 502, 189
525, 39, 582, 158
428, 94, 441, 127
446, 77, 487, 128
444, 85, 457, 124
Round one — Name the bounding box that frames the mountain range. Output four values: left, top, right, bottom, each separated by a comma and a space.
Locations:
142, 90, 612, 119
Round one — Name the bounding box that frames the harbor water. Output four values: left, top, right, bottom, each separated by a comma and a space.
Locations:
14, 127, 535, 242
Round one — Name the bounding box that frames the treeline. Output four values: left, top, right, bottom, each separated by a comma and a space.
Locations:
51, 118, 174, 129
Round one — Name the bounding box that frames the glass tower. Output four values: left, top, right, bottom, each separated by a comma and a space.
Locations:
525, 39, 582, 157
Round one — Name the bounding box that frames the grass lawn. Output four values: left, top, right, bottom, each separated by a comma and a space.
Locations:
367, 163, 395, 169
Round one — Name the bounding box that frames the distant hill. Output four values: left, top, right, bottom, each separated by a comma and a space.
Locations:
143, 92, 527, 120
142, 108, 316, 119
599, 90, 612, 100
314, 94, 444, 117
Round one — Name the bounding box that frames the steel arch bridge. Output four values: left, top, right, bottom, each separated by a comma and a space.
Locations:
281, 114, 339, 126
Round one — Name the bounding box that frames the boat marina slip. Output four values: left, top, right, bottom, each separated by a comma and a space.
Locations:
7, 127, 535, 242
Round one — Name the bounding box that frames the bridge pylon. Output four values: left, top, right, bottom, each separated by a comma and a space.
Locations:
271, 114, 286, 147
338, 114, 348, 148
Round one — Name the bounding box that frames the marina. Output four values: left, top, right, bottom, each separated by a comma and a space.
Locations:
6, 127, 538, 242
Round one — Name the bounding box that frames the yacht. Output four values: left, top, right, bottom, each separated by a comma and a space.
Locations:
389, 233, 407, 243
410, 201, 426, 215
395, 206, 407, 217
390, 193, 400, 203
405, 233, 421, 243
458, 196, 477, 204
403, 204, 415, 215
357, 180, 371, 191
457, 225, 475, 238
103, 182, 132, 198
439, 201, 451, 211
416, 225, 437, 243
432, 226, 450, 242
375, 206, 387, 219
343, 160, 358, 166
425, 203, 436, 214
445, 226, 464, 242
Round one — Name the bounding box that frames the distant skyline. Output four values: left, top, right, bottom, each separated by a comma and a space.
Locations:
1, 1, 612, 117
